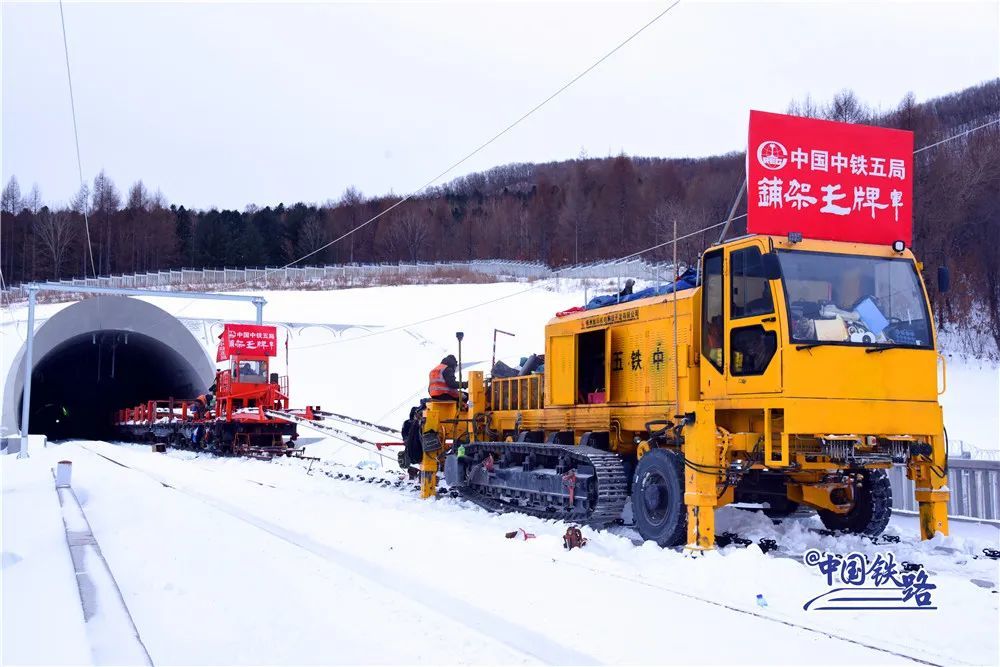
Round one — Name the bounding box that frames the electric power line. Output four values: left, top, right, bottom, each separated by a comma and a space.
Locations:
289, 118, 998, 351
58, 0, 97, 277
170, 0, 683, 320
912, 117, 1000, 155
272, 1, 681, 273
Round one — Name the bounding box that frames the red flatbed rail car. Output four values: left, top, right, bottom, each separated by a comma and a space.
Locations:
113, 323, 300, 457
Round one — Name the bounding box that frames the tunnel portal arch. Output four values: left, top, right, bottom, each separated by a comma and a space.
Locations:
2, 296, 214, 441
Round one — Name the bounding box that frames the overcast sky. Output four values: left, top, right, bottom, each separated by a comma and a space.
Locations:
2, 1, 998, 210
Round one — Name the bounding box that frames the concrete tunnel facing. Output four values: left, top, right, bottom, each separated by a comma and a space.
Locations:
3, 296, 214, 442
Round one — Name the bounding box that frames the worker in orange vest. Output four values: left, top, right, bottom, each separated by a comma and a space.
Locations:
428, 355, 465, 401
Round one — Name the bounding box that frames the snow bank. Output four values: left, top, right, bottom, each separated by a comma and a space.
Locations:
1, 452, 90, 665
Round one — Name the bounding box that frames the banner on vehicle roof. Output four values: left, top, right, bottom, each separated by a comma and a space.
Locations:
747, 111, 913, 246
220, 323, 278, 357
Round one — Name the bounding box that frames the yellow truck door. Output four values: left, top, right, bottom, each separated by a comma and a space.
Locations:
725, 242, 782, 395
546, 334, 577, 406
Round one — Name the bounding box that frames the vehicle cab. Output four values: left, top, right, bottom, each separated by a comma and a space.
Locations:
699, 234, 941, 404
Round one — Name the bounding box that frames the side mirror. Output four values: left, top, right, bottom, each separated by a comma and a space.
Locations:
761, 252, 782, 280
937, 266, 950, 294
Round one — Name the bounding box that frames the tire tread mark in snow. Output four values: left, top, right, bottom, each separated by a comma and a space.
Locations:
79, 445, 599, 666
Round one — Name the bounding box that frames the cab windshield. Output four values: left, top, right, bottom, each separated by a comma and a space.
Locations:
776, 250, 933, 349
235, 359, 268, 383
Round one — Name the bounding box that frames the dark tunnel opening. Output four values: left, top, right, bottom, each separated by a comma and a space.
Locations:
19, 330, 208, 441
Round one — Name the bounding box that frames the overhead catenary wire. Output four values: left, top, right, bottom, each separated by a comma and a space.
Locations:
169, 1, 682, 321
288, 116, 997, 352
260, 1, 682, 275
912, 117, 1000, 155
5, 111, 992, 341
29, 6, 995, 333
58, 0, 97, 278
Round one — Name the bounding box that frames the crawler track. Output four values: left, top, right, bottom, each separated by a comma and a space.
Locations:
459, 442, 629, 525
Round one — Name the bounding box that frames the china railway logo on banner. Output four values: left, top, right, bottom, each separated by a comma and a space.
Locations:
221, 323, 278, 357
747, 111, 913, 246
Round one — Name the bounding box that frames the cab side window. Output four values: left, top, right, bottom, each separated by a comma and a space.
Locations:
701, 250, 724, 372
731, 325, 777, 376
731, 247, 774, 319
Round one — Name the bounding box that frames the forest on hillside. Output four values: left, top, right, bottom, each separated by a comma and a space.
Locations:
2, 80, 999, 348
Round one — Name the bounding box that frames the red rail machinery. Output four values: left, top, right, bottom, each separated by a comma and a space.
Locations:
114, 323, 307, 457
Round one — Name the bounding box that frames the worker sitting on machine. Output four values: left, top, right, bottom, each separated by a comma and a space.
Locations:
428, 354, 467, 402
619, 279, 635, 298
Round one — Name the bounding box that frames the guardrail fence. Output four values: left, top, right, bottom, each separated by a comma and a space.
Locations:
1, 258, 681, 303
888, 459, 1000, 522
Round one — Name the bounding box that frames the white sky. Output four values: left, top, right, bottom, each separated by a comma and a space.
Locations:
2, 1, 998, 210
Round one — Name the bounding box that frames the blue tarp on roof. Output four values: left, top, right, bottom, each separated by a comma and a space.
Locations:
584, 268, 698, 311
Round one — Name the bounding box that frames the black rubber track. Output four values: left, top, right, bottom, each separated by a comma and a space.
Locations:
459, 441, 628, 525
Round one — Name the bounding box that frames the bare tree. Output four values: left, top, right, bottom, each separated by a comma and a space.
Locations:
1, 176, 22, 214
70, 183, 90, 214
387, 211, 430, 262
91, 170, 121, 273
127, 180, 150, 211
824, 89, 869, 124
34, 209, 78, 279
295, 213, 329, 258
339, 186, 364, 263
26, 184, 43, 214
787, 94, 821, 118
91, 170, 121, 212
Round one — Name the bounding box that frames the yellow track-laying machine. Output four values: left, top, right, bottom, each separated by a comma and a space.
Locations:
403, 233, 951, 551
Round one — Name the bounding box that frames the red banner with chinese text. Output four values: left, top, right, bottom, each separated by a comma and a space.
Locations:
747, 111, 913, 246
220, 324, 278, 357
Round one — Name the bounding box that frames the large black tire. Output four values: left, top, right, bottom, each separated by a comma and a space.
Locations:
819, 469, 892, 535
763, 499, 800, 518
632, 449, 687, 547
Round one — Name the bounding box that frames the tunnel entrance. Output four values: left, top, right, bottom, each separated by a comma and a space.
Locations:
21, 331, 206, 440
3, 296, 215, 443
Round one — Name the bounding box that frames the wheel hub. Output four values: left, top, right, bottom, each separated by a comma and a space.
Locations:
643, 479, 665, 511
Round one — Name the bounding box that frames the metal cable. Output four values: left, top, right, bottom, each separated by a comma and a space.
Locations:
912, 118, 1000, 155
58, 0, 97, 278
168, 0, 683, 321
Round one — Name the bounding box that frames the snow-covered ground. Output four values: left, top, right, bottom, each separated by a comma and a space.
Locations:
2, 279, 1000, 664
3, 440, 998, 665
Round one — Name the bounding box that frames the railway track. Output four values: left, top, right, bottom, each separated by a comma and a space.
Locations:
73, 441, 984, 667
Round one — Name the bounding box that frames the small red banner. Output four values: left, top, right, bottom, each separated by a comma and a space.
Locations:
220, 323, 278, 357
747, 111, 913, 246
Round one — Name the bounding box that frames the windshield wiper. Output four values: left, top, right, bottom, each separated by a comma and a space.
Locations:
866, 344, 907, 354
795, 342, 839, 351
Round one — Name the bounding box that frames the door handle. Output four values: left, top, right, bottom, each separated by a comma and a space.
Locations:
761, 316, 776, 323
